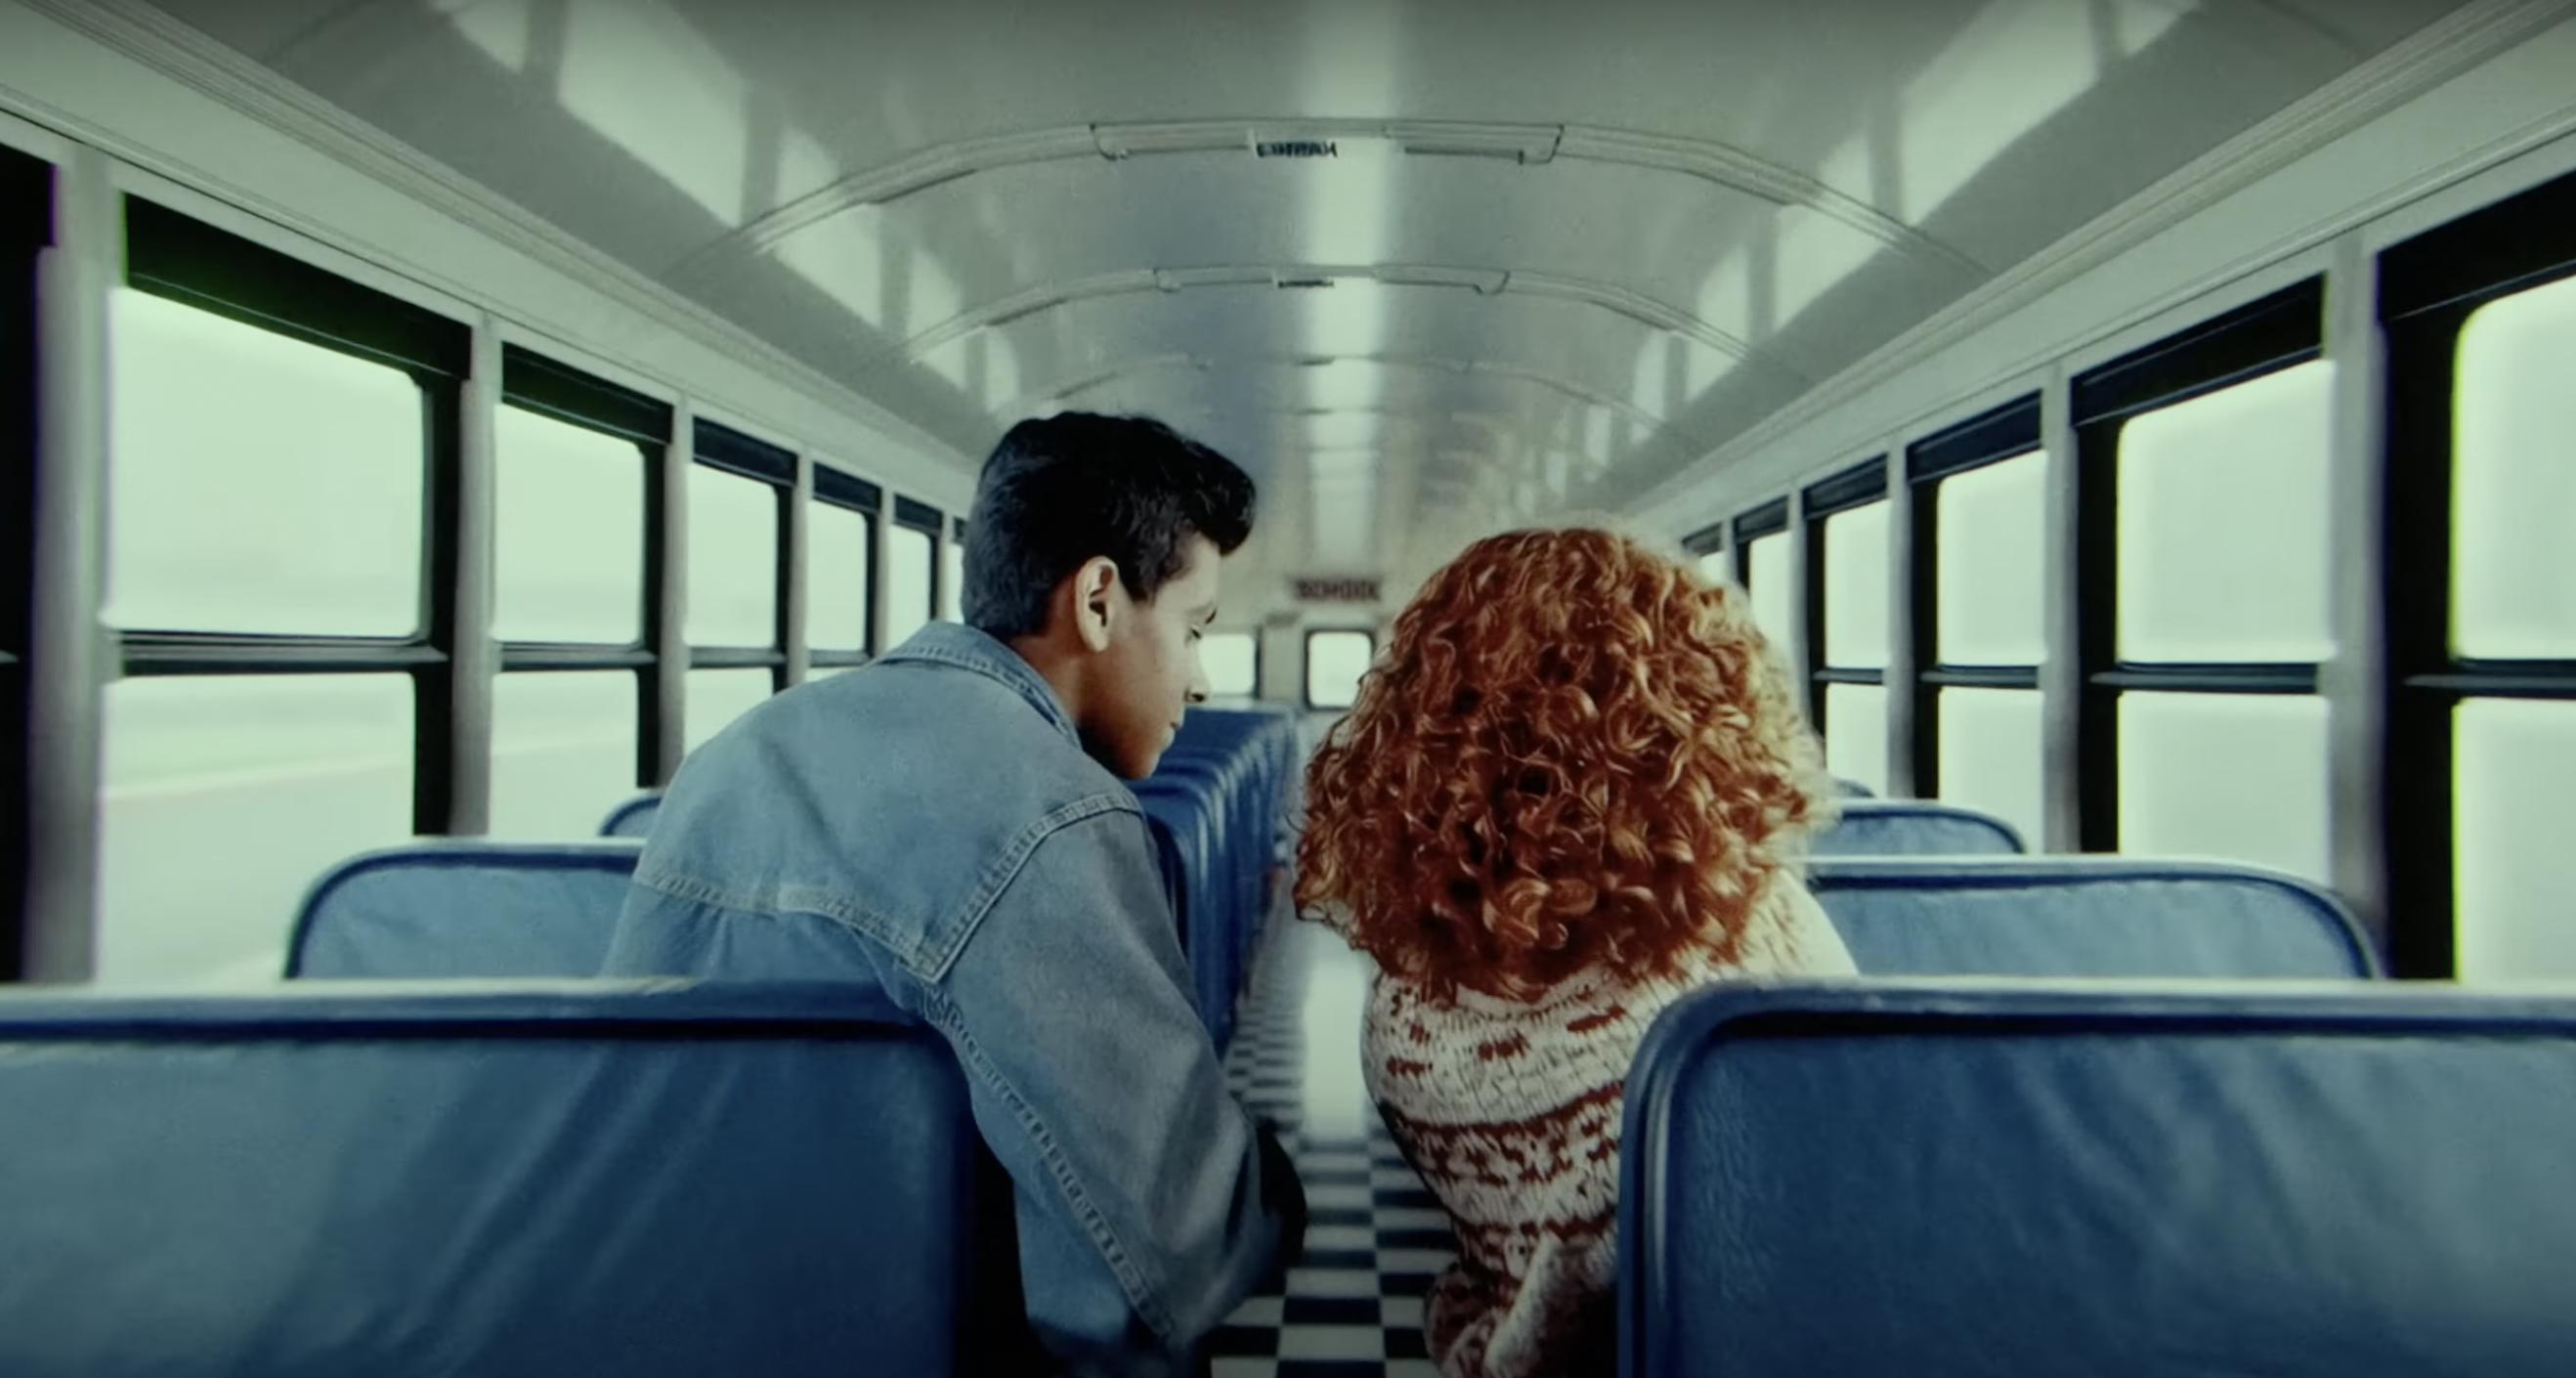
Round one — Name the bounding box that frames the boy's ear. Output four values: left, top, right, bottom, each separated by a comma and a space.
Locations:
1070, 556, 1121, 653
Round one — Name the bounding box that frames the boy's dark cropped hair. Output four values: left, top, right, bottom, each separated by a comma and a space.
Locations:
963, 411, 1259, 638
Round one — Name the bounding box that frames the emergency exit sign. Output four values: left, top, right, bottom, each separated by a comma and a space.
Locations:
1295, 578, 1380, 603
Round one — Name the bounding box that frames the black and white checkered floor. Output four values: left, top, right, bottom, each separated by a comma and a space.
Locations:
1213, 912, 1453, 1378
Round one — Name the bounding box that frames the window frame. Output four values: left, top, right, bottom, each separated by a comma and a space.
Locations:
887, 494, 945, 644
491, 346, 675, 795
0, 144, 47, 978
1903, 393, 2045, 797
2377, 164, 2576, 977
1801, 457, 1891, 745
806, 464, 883, 673
1680, 521, 1728, 567
687, 417, 795, 683
1727, 496, 1789, 592
2069, 276, 2328, 853
112, 194, 474, 836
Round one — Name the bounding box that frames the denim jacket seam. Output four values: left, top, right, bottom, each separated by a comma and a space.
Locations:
631, 792, 1142, 985
919, 983, 1179, 1343
629, 866, 931, 971
879, 638, 1076, 741
915, 791, 1141, 984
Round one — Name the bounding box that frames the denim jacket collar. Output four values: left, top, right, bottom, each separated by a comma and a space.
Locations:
878, 622, 1079, 748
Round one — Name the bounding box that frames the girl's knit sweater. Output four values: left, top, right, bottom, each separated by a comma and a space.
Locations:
1357, 875, 1858, 1378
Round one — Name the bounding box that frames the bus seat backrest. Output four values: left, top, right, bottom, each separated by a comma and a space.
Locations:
600, 792, 662, 838
0, 982, 1012, 1378
286, 840, 644, 978
1618, 980, 2576, 1378
1810, 800, 2023, 855
1805, 855, 2379, 977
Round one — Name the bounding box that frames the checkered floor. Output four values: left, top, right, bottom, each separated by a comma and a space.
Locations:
1213, 912, 1454, 1378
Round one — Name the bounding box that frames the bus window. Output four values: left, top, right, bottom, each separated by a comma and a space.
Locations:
97, 674, 413, 984
2117, 362, 2333, 662
99, 286, 430, 984
1744, 534, 1793, 654
1822, 500, 1890, 794
105, 288, 421, 635
2112, 360, 2334, 879
686, 463, 778, 649
1825, 683, 1889, 796
2455, 275, 2576, 659
883, 523, 934, 650
807, 501, 874, 654
1824, 502, 1889, 669
1306, 630, 1373, 711
2452, 275, 2576, 977
2119, 693, 2330, 881
489, 670, 637, 840
1935, 452, 2045, 666
941, 536, 965, 623
2455, 700, 2576, 980
1203, 631, 1257, 698
1937, 686, 2044, 845
494, 405, 645, 645
1932, 450, 2044, 837
685, 668, 773, 754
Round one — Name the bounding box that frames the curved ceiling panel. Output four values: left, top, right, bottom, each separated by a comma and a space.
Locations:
139, 0, 2477, 581
896, 265, 1790, 398
962, 287, 1711, 448
675, 119, 1985, 283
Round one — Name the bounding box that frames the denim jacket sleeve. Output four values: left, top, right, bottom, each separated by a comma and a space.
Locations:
920, 798, 1301, 1371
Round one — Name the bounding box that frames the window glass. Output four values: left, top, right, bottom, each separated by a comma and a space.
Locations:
941, 537, 966, 623
1825, 683, 1888, 797
1823, 502, 1889, 668
2454, 274, 2576, 659
1307, 630, 1373, 710
97, 674, 414, 984
1204, 631, 1258, 698
685, 464, 777, 648
1937, 687, 2044, 847
1935, 451, 2047, 665
2117, 362, 2334, 663
2454, 699, 2576, 980
1695, 550, 1729, 585
489, 671, 636, 840
2118, 693, 2330, 881
883, 524, 935, 650
806, 503, 873, 653
494, 406, 646, 643
1746, 534, 1794, 656
105, 289, 423, 635
685, 668, 773, 754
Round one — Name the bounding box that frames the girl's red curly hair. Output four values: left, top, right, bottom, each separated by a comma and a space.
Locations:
1294, 526, 1834, 1004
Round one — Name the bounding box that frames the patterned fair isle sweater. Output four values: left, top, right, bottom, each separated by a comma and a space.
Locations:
1359, 874, 1859, 1378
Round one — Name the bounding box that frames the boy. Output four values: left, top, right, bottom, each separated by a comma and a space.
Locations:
602, 412, 1304, 1376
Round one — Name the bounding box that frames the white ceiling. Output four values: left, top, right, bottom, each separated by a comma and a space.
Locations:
142, 0, 2469, 600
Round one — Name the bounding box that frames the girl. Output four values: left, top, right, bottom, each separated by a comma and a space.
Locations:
1295, 526, 1856, 1378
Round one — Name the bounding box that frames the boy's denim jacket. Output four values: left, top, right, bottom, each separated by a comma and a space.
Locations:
602, 622, 1296, 1375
